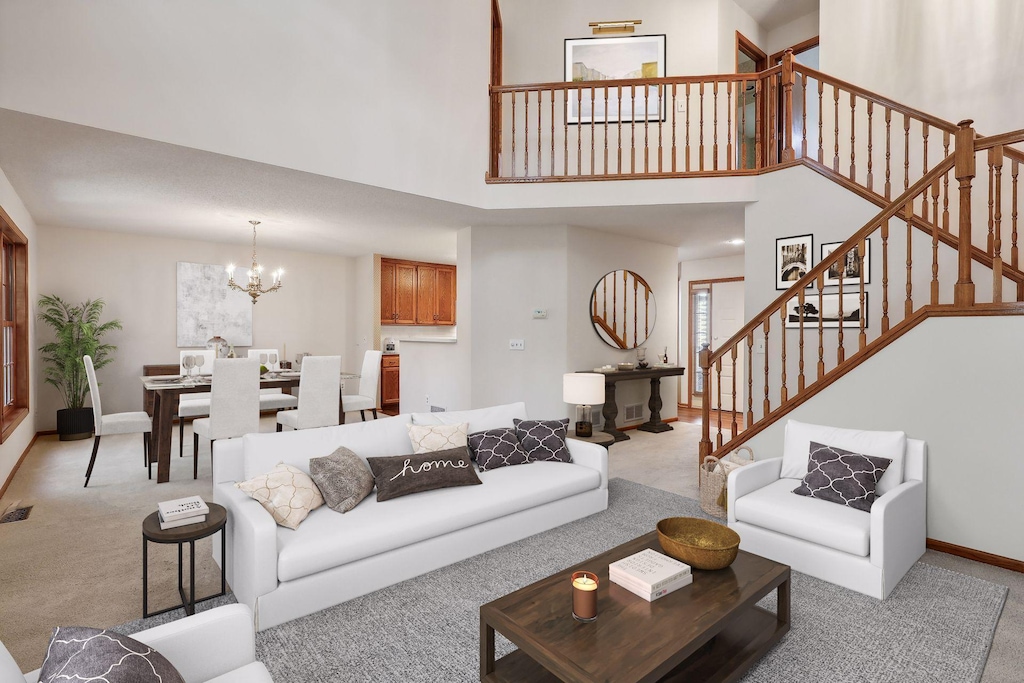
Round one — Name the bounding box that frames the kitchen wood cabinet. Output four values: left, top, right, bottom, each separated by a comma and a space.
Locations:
380, 258, 456, 326
381, 354, 400, 413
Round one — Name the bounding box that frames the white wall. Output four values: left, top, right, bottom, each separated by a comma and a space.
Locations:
765, 11, 819, 56
0, 165, 37, 492
742, 314, 1024, 563
35, 226, 357, 430
718, 0, 764, 71
820, 0, 1024, 135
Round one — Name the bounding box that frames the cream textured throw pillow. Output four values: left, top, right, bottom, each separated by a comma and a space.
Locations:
407, 422, 469, 454
236, 462, 324, 530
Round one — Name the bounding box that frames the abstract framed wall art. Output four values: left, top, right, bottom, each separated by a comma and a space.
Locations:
564, 34, 666, 124
176, 262, 253, 347
776, 234, 813, 289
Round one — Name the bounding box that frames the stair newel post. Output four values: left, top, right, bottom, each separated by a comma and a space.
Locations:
954, 119, 977, 307
698, 343, 712, 464
781, 49, 795, 162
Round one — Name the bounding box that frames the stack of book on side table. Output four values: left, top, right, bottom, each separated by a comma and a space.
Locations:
157, 495, 210, 530
609, 548, 693, 602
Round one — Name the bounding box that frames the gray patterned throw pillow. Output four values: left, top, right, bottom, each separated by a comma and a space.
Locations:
793, 441, 892, 512
39, 627, 184, 683
309, 446, 375, 513
513, 418, 572, 463
469, 428, 530, 471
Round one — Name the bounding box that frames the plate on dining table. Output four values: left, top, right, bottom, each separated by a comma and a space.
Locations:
277, 370, 301, 378
150, 376, 185, 384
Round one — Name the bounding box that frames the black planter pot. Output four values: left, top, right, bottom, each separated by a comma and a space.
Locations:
57, 407, 94, 441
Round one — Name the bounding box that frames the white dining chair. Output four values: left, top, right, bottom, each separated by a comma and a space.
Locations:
276, 355, 341, 431
177, 350, 214, 458
342, 350, 382, 421
246, 348, 299, 412
83, 355, 153, 487
192, 358, 260, 479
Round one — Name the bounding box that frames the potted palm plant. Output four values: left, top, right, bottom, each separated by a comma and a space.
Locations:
38, 295, 122, 441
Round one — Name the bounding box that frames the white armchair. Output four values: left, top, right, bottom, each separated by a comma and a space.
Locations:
727, 420, 927, 599
5, 604, 271, 683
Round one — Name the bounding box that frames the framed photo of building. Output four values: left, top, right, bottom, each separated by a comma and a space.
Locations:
776, 234, 813, 289
821, 240, 871, 287
785, 293, 867, 329
564, 34, 666, 124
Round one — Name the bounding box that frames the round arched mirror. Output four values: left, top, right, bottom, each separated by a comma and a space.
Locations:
590, 270, 657, 349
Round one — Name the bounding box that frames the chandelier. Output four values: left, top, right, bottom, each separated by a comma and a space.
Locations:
226, 220, 283, 304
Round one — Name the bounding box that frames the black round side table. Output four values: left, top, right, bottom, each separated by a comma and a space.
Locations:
142, 502, 227, 618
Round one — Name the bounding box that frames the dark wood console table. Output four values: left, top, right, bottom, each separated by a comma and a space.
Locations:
589, 366, 685, 442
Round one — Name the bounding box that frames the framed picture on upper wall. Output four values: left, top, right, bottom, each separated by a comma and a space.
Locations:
776, 234, 813, 289
564, 34, 666, 124
821, 240, 871, 287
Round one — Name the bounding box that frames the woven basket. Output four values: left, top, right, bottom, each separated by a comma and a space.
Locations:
699, 447, 753, 519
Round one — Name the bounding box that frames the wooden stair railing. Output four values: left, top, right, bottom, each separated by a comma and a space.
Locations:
591, 270, 653, 349
699, 125, 1024, 463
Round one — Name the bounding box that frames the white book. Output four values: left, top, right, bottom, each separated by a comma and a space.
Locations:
158, 495, 210, 522
608, 548, 691, 592
612, 572, 693, 602
159, 514, 207, 530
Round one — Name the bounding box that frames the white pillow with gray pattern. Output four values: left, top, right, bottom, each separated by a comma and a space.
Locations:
406, 422, 468, 454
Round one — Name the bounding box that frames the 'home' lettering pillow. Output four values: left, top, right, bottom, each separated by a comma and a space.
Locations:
366, 447, 481, 502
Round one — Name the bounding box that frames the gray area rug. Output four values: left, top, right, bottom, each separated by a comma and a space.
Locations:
117, 479, 1007, 682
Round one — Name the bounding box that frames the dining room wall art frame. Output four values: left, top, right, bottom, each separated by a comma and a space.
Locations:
776, 234, 813, 290
785, 293, 867, 329
564, 34, 666, 124
176, 261, 253, 347
821, 240, 871, 287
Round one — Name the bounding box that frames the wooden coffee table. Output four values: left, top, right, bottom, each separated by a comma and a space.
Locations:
480, 531, 790, 682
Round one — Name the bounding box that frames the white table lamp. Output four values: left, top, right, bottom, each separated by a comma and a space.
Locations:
563, 373, 606, 437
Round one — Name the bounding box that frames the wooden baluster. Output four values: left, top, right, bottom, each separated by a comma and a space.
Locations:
849, 92, 857, 180
699, 82, 706, 171
943, 133, 951, 230
866, 101, 874, 191
643, 86, 650, 173
837, 267, 845, 363
832, 84, 840, 172
746, 331, 754, 427
954, 119, 976, 307
779, 304, 788, 403
801, 72, 808, 159
644, 287, 650, 340
633, 277, 639, 344
769, 75, 777, 165
685, 83, 691, 172
782, 50, 794, 161
617, 86, 623, 174
763, 318, 770, 417
881, 220, 890, 332
987, 153, 995, 255
1012, 159, 1019, 269
657, 84, 664, 173
884, 107, 893, 199
817, 275, 825, 378
698, 343, 712, 463
612, 273, 617, 337
577, 88, 583, 175
550, 89, 556, 176
905, 201, 914, 317
992, 145, 1004, 303
590, 87, 596, 175
817, 79, 824, 164
726, 81, 733, 171
921, 123, 930, 217
797, 288, 806, 391
730, 347, 738, 438
931, 179, 941, 304
510, 91, 516, 177
603, 278, 608, 322
858, 238, 867, 350
603, 87, 608, 175
523, 91, 529, 176
755, 79, 763, 169
671, 83, 677, 173
903, 113, 910, 193
715, 358, 723, 448
564, 88, 569, 176
741, 80, 748, 169
713, 81, 719, 170
630, 85, 636, 174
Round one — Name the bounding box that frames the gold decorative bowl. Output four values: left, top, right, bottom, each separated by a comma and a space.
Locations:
656, 517, 740, 570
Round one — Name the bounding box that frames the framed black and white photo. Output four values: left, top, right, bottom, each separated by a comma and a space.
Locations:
776, 234, 813, 289
564, 34, 666, 124
785, 293, 867, 329
821, 240, 870, 287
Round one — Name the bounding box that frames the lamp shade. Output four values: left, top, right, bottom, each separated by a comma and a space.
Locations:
563, 373, 606, 405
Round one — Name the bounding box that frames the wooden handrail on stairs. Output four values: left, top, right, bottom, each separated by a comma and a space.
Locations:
699, 125, 1024, 463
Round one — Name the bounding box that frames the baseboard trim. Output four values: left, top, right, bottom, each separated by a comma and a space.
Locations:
927, 538, 1024, 574
37, 429, 57, 436
619, 417, 679, 432
0, 431, 42, 500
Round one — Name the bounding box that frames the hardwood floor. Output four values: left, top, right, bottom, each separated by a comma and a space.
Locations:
677, 405, 746, 431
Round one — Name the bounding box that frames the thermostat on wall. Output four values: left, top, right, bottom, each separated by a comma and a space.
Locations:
532, 309, 548, 319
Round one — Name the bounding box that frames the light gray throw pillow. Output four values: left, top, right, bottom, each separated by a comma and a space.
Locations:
309, 447, 375, 513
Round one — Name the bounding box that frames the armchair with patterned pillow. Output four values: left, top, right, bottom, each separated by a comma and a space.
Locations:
727, 420, 927, 599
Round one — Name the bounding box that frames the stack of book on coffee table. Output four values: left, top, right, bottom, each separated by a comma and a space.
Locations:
157, 495, 210, 530
609, 548, 692, 601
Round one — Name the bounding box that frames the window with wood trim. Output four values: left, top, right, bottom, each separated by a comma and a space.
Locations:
0, 208, 28, 442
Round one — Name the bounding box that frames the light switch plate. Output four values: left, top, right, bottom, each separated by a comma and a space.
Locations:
509, 339, 525, 350
532, 309, 547, 319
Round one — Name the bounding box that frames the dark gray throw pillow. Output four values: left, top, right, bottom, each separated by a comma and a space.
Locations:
366, 446, 482, 502
513, 418, 572, 463
39, 627, 184, 683
309, 446, 375, 513
469, 427, 530, 471
793, 441, 892, 512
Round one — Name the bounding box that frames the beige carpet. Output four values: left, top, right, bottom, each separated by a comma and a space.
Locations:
1, 419, 1021, 681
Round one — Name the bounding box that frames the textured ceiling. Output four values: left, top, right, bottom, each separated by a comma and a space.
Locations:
734, 0, 819, 31
0, 108, 747, 262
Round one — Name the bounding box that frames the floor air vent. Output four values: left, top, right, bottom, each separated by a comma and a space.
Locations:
624, 404, 644, 421
0, 506, 32, 524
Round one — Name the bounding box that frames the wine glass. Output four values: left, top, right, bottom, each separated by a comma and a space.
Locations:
194, 354, 205, 379
182, 354, 195, 383
268, 353, 278, 372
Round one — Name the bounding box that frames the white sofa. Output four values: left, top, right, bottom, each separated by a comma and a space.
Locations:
727, 421, 927, 599
212, 402, 609, 630
3, 605, 270, 683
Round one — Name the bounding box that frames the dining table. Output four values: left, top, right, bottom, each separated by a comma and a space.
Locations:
140, 371, 359, 483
